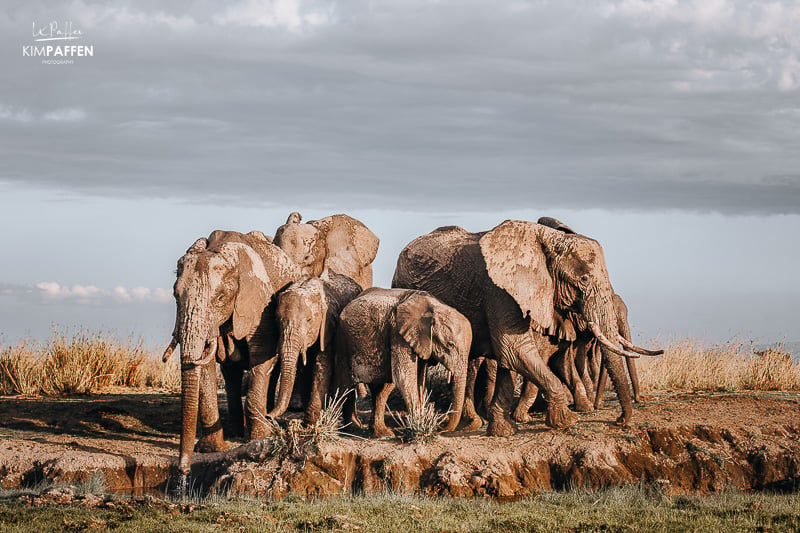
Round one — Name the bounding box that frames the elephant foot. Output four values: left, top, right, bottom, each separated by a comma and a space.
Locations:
459, 415, 484, 432
371, 424, 395, 439
249, 420, 280, 441
487, 412, 517, 437
195, 431, 228, 453
545, 404, 578, 429
573, 394, 594, 413
512, 405, 531, 424
615, 413, 631, 427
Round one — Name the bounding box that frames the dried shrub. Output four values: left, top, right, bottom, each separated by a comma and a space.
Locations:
0, 341, 43, 396
638, 340, 800, 392
0, 329, 163, 396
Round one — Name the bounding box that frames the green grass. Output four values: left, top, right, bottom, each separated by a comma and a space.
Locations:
1, 486, 799, 532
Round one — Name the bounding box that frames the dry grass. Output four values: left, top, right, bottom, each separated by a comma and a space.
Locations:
638, 339, 800, 392
0, 330, 181, 396
2, 332, 797, 398
390, 390, 449, 443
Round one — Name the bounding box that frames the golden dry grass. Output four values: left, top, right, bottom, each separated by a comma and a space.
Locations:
0, 330, 180, 396
638, 340, 800, 392
1, 332, 797, 397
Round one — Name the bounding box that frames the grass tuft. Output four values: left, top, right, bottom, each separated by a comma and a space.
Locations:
391, 390, 449, 444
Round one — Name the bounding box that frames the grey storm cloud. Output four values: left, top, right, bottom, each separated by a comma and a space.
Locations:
1, 0, 799, 213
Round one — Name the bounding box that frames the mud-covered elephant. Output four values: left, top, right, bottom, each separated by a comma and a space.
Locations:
392, 221, 658, 436
269, 270, 362, 425
336, 288, 472, 438
535, 217, 656, 406
170, 230, 301, 482
273, 212, 379, 290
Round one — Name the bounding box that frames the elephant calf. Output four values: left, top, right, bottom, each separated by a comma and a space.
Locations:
336, 288, 472, 438
271, 270, 363, 425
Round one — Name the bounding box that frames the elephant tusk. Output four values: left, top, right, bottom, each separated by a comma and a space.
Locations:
588, 322, 641, 359
618, 336, 663, 356
162, 336, 177, 363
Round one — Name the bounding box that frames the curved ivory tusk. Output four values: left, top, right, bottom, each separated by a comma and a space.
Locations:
588, 322, 640, 359
618, 336, 664, 356
162, 336, 177, 362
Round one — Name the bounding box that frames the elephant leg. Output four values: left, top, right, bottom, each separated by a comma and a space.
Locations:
570, 361, 594, 413
221, 361, 245, 439
195, 360, 228, 452
627, 357, 642, 403
562, 344, 592, 413
482, 358, 498, 418
304, 352, 331, 426
417, 359, 428, 403
575, 343, 596, 404
246, 357, 277, 440
486, 366, 517, 437
594, 364, 608, 409
508, 340, 577, 431
370, 383, 396, 438
460, 357, 485, 431
266, 361, 280, 413
513, 379, 538, 423
341, 386, 364, 431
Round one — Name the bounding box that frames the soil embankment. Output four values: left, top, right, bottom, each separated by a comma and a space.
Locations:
1, 391, 798, 497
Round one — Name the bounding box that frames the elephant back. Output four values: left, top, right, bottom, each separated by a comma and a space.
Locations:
392, 226, 486, 328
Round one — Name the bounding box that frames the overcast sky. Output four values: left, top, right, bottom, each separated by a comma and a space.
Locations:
1, 1, 798, 352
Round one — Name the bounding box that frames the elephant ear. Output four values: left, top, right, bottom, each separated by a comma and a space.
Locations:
479, 220, 555, 333
247, 230, 272, 243
186, 237, 208, 254
394, 291, 435, 360
311, 215, 379, 281
225, 244, 275, 340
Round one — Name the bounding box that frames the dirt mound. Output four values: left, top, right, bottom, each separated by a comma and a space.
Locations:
1, 391, 799, 497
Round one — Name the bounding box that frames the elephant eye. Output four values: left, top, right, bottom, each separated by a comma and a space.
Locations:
579, 274, 590, 286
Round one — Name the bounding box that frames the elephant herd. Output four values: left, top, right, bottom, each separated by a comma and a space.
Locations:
164, 212, 661, 483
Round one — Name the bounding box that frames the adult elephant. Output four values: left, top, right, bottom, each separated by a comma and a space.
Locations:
170, 230, 301, 483
536, 217, 654, 405
273, 212, 379, 290
270, 270, 363, 425
392, 221, 655, 435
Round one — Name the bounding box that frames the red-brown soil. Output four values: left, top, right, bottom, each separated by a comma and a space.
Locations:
1, 391, 799, 498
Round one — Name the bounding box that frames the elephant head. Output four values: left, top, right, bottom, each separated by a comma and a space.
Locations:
273, 212, 379, 290
478, 220, 658, 425
393, 291, 472, 432
171, 231, 300, 477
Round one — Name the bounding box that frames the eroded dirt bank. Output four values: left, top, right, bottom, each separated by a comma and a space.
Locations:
1, 391, 799, 497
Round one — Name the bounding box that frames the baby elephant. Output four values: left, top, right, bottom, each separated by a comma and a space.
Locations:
336, 288, 472, 438
271, 270, 362, 425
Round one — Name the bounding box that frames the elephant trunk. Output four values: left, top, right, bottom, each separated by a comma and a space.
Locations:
600, 321, 633, 425
268, 333, 304, 418
586, 294, 633, 425
443, 360, 467, 432
616, 311, 642, 403
178, 354, 202, 476
175, 300, 215, 476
